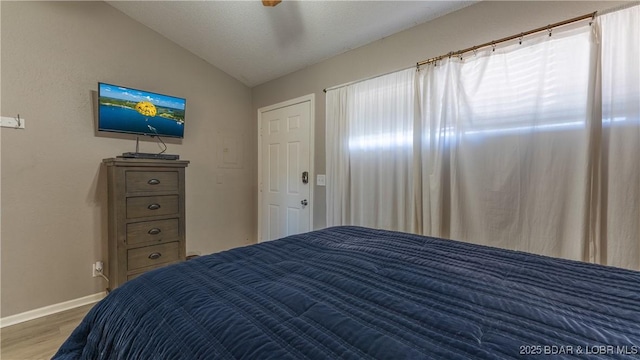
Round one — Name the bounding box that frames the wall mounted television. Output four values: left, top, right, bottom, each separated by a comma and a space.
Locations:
98, 82, 186, 139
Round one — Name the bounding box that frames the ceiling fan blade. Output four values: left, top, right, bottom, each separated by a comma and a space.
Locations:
262, 0, 281, 6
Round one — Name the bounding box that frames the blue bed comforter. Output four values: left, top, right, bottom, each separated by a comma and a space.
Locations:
54, 226, 640, 359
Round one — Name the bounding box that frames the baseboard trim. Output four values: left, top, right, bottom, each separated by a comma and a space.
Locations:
0, 292, 106, 328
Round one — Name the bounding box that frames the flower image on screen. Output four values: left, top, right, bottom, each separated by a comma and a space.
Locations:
98, 83, 186, 138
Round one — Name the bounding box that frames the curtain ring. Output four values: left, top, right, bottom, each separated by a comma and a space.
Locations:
472, 46, 477, 56
547, 26, 553, 37
519, 33, 524, 45
491, 42, 496, 52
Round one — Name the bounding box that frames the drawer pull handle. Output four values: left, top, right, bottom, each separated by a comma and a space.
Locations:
148, 203, 161, 210
148, 228, 162, 235
148, 179, 161, 185
148, 252, 162, 260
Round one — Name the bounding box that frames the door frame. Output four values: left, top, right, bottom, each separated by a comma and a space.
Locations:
257, 93, 315, 242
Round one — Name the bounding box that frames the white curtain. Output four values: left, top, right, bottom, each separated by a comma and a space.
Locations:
326, 87, 350, 227
326, 5, 640, 269
598, 5, 640, 269
416, 26, 598, 261
326, 69, 416, 231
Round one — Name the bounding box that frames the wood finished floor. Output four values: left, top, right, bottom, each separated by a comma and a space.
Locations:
1, 303, 93, 360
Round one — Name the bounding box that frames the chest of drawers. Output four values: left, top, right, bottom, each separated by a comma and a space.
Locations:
103, 158, 189, 289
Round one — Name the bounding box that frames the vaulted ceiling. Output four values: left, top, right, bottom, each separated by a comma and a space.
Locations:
107, 1, 475, 87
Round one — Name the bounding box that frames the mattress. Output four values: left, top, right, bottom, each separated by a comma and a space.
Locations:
54, 226, 640, 359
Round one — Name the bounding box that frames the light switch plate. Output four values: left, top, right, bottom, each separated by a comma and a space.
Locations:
1, 116, 25, 129
317, 174, 326, 186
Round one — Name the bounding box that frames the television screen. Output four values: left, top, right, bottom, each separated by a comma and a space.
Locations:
98, 83, 186, 138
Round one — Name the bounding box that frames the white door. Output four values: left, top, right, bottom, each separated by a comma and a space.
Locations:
258, 95, 314, 242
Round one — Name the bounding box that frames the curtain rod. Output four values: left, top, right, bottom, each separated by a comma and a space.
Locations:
323, 65, 415, 93
323, 10, 600, 93
416, 11, 596, 67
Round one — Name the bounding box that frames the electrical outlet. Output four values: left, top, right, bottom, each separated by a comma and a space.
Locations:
92, 261, 104, 277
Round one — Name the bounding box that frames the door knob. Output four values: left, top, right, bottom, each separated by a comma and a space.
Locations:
301, 199, 308, 206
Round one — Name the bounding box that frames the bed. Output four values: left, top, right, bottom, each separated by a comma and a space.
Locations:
54, 226, 640, 359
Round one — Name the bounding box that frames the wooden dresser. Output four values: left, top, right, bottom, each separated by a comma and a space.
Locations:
103, 158, 189, 289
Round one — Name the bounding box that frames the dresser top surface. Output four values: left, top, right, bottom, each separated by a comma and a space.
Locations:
103, 158, 190, 167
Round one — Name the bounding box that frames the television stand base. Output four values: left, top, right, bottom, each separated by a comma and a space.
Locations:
120, 152, 180, 160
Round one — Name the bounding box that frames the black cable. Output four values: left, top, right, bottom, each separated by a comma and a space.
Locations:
155, 135, 167, 154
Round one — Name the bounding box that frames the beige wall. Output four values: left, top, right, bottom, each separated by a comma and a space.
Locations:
0, 1, 256, 317
251, 0, 628, 230
0, 0, 629, 318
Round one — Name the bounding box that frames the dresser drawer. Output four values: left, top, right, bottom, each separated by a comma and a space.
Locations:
127, 273, 144, 282
126, 171, 179, 193
126, 195, 179, 219
128, 242, 180, 271
127, 218, 179, 245
127, 260, 181, 281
